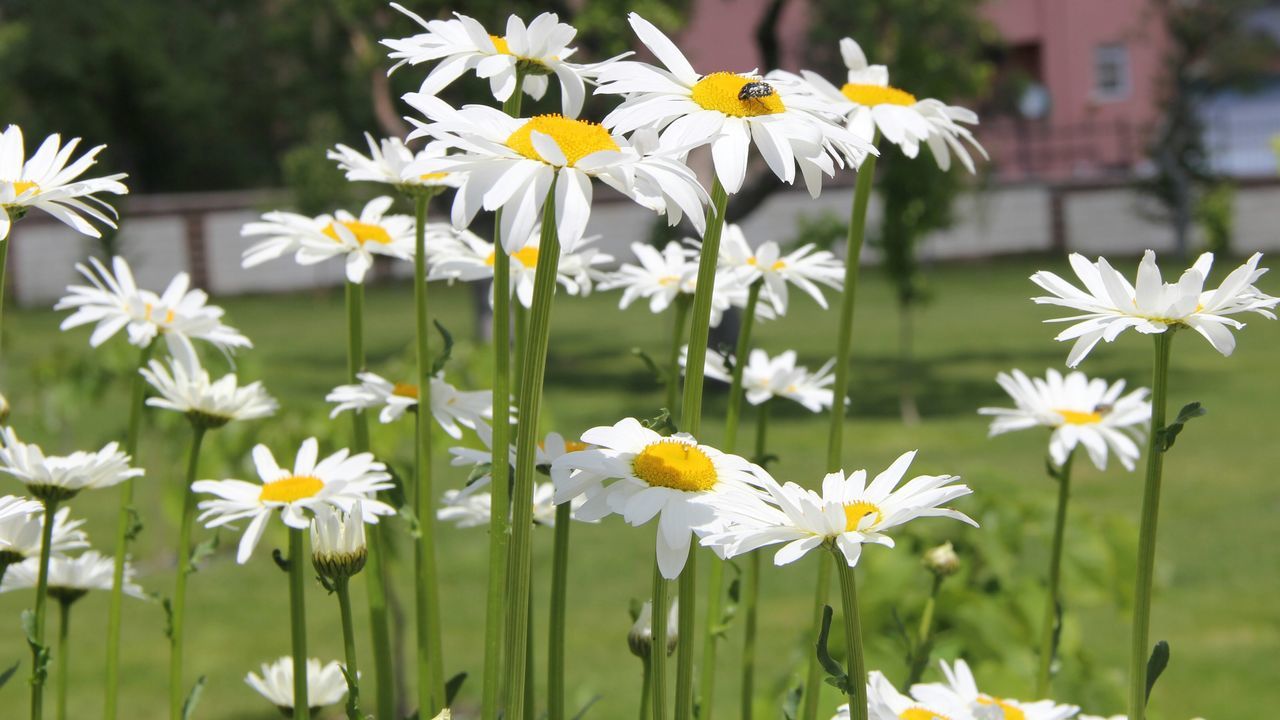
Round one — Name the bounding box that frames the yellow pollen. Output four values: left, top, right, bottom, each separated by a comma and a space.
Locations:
976, 697, 1025, 720
770, 259, 786, 271
632, 441, 718, 492
259, 475, 325, 504
900, 709, 952, 720
484, 246, 540, 269
506, 114, 619, 167
843, 500, 883, 531
489, 34, 511, 54
1055, 408, 1102, 426
563, 440, 589, 453
392, 383, 419, 399
143, 303, 176, 325
323, 220, 393, 246
658, 276, 680, 287
10, 180, 38, 196
840, 83, 917, 107
419, 172, 449, 182
691, 73, 785, 117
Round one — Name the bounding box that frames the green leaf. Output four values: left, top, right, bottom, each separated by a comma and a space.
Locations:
640, 408, 679, 436
444, 671, 468, 706
162, 598, 174, 639
0, 660, 19, 690
21, 610, 48, 684
1156, 402, 1206, 452
631, 347, 667, 387
316, 573, 336, 594
124, 506, 144, 543
1145, 640, 1170, 704
780, 684, 802, 720
814, 605, 850, 694
272, 548, 291, 573
187, 533, 219, 575
431, 320, 455, 375
340, 664, 360, 719
181, 675, 206, 720
570, 694, 602, 720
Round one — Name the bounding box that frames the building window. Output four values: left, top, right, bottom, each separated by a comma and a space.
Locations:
1094, 43, 1130, 101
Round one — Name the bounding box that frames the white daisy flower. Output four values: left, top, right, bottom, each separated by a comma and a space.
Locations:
0, 124, 128, 241
700, 451, 975, 568
384, 7, 619, 118
241, 196, 416, 284
1031, 250, 1279, 367
0, 500, 89, 566
689, 347, 836, 413
593, 14, 874, 196
403, 96, 709, 252
325, 371, 495, 438
447, 423, 588, 474
310, 501, 368, 580
831, 669, 973, 720
140, 353, 278, 429
717, 223, 843, 314
327, 133, 461, 191
0, 550, 146, 601
439, 481, 571, 529
979, 368, 1151, 471
245, 656, 349, 713
192, 438, 396, 564
550, 417, 762, 578
427, 224, 612, 307
787, 38, 986, 172
911, 658, 1079, 720
55, 255, 252, 368
599, 241, 767, 327
0, 428, 143, 502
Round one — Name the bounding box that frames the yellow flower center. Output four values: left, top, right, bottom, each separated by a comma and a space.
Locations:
976, 697, 1025, 720
841, 83, 917, 107
10, 180, 38, 196
563, 440, 589, 452
419, 172, 449, 182
632, 441, 718, 492
900, 708, 952, 720
744, 257, 786, 271
1055, 408, 1102, 426
489, 34, 511, 54
392, 383, 419, 399
486, 246, 541, 269
506, 115, 619, 167
143, 303, 176, 325
323, 220, 392, 246
658, 275, 680, 287
691, 72, 786, 117
843, 500, 883, 531
259, 475, 325, 504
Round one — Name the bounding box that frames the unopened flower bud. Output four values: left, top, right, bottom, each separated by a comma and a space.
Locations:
0, 393, 9, 426
310, 502, 367, 580
923, 541, 960, 578
627, 599, 678, 659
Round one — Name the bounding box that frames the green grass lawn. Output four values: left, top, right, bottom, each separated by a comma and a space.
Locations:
0, 255, 1276, 719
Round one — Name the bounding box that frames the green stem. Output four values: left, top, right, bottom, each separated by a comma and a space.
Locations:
0, 237, 9, 348
288, 529, 309, 714
833, 550, 868, 720
345, 280, 394, 719
55, 598, 71, 720
698, 558, 724, 720
675, 537, 697, 720
741, 401, 769, 720
525, 594, 536, 720
639, 657, 653, 720
413, 194, 447, 715
502, 184, 561, 720
482, 79, 522, 720
169, 425, 207, 720
1128, 331, 1174, 720
31, 498, 60, 720
723, 281, 762, 451
650, 564, 670, 720
104, 342, 153, 720
1036, 449, 1076, 697
336, 578, 362, 720
665, 295, 692, 415
904, 575, 943, 687
549, 504, 572, 720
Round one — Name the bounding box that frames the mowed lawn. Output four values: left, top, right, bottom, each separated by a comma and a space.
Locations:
0, 255, 1276, 719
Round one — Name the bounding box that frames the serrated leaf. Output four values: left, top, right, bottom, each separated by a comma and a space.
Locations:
570, 694, 602, 720
340, 664, 360, 719
187, 533, 219, 575
181, 675, 206, 720
0, 661, 17, 690
1156, 402, 1206, 452
431, 320, 455, 376
272, 548, 290, 573
124, 506, 144, 543
814, 605, 850, 694
1145, 640, 1170, 704
444, 671, 467, 706
631, 347, 667, 386
21, 610, 48, 683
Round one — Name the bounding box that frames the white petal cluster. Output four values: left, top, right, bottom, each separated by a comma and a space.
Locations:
325, 371, 495, 438
0, 549, 146, 599
0, 124, 129, 241
0, 499, 88, 563
141, 354, 277, 428
913, 658, 1079, 720
245, 656, 349, 711
691, 347, 836, 413
599, 241, 773, 327
717, 224, 843, 314
0, 428, 144, 500
328, 133, 462, 190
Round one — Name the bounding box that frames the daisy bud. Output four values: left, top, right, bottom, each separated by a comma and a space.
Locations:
310, 503, 367, 581
923, 541, 960, 578
627, 599, 678, 659
0, 393, 9, 426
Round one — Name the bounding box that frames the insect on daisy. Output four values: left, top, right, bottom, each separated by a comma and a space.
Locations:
717, 223, 844, 315
0, 124, 129, 241
1031, 250, 1279, 366
245, 656, 350, 715
140, 353, 278, 430
192, 438, 396, 564
910, 658, 1080, 720
328, 133, 462, 193
241, 196, 416, 284
325, 370, 495, 438
550, 417, 763, 578
979, 368, 1151, 471
693, 348, 836, 413
56, 255, 252, 367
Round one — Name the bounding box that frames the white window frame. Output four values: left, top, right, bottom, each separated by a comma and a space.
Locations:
1094, 43, 1131, 101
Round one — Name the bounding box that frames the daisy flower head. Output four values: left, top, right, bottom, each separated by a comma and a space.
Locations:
403, 97, 709, 253
0, 124, 128, 241
192, 438, 396, 564
831, 670, 972, 720
310, 501, 368, 581
718, 223, 844, 314
0, 428, 143, 502
245, 656, 348, 714
439, 481, 571, 529
328, 133, 462, 194
1031, 250, 1279, 366
325, 371, 495, 438
384, 7, 619, 118
593, 14, 875, 196
979, 368, 1151, 471
447, 424, 590, 477
550, 417, 762, 579
911, 658, 1079, 720
700, 451, 975, 568
0, 550, 146, 602
0, 500, 89, 566
55, 255, 252, 368
787, 38, 987, 172
241, 196, 415, 284
140, 353, 278, 430
427, 224, 612, 308
600, 241, 768, 326
690, 347, 836, 413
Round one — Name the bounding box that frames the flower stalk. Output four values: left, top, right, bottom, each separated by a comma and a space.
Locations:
55, 596, 73, 720
650, 564, 671, 720
287, 528, 309, 713
1036, 448, 1076, 696
30, 497, 60, 720
335, 577, 362, 720
549, 503, 572, 720
665, 295, 692, 415
740, 400, 770, 720
833, 548, 869, 720
169, 425, 208, 720
1128, 331, 1174, 720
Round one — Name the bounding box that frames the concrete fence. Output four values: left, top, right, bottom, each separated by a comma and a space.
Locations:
7, 180, 1280, 307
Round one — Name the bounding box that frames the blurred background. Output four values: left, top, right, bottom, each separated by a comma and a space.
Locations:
0, 0, 1278, 718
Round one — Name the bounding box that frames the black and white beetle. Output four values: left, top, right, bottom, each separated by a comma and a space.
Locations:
737, 81, 776, 102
